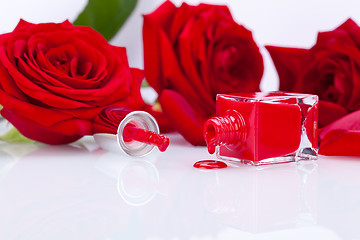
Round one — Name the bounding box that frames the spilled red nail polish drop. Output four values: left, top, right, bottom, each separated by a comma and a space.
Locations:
193, 160, 227, 169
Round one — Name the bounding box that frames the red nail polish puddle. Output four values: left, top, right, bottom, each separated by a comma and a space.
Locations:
193, 160, 228, 169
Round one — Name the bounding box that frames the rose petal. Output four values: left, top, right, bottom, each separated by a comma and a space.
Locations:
14, 19, 35, 32
93, 107, 132, 134
0, 56, 28, 101
158, 30, 213, 116
13, 43, 134, 107
0, 46, 93, 109
169, 2, 224, 41
338, 18, 360, 45
26, 33, 109, 88
127, 68, 145, 109
318, 100, 348, 127
143, 1, 177, 93
319, 129, 360, 156
219, 25, 264, 83
0, 89, 76, 127
177, 16, 215, 109
319, 108, 360, 140
143, 104, 174, 133
348, 60, 360, 110
266, 46, 308, 91
169, 2, 194, 41
1, 108, 85, 144
159, 90, 206, 145
210, 26, 263, 93
145, 1, 177, 31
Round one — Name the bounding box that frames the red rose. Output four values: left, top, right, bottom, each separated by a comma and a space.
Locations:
266, 19, 360, 155
0, 20, 145, 144
143, 1, 263, 145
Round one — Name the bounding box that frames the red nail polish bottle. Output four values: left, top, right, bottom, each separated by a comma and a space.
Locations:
203, 92, 318, 165
94, 111, 169, 156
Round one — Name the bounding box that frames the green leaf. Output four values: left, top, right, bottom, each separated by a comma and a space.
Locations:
73, 0, 138, 41
0, 127, 34, 143
141, 79, 149, 87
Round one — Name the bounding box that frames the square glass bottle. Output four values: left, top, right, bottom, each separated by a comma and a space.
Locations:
203, 92, 319, 165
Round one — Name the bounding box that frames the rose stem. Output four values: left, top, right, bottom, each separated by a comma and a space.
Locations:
123, 124, 169, 152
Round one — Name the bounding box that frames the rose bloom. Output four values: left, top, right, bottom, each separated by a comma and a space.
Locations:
266, 19, 360, 155
143, 1, 263, 145
0, 20, 145, 144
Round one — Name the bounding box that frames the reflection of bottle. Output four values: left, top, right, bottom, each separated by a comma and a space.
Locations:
117, 160, 160, 206
94, 109, 169, 157
296, 161, 318, 226
203, 92, 318, 165
95, 152, 160, 206
203, 163, 318, 234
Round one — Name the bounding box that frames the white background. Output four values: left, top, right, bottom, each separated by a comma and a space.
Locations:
2, 0, 360, 91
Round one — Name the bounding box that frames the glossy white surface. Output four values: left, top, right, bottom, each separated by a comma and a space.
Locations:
0, 132, 359, 240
